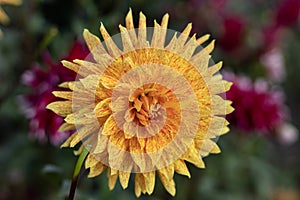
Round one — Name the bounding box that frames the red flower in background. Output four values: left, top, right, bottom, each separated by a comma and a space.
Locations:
21, 41, 89, 145
218, 16, 245, 52
275, 0, 300, 27
224, 72, 286, 134
261, 24, 281, 52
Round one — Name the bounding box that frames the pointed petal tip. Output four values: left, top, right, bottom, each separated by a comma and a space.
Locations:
60, 143, 68, 149
126, 8, 133, 19
119, 24, 126, 32
100, 22, 104, 29
83, 28, 89, 34
164, 13, 170, 18
202, 34, 211, 39
45, 102, 54, 111
60, 59, 68, 65
139, 11, 145, 16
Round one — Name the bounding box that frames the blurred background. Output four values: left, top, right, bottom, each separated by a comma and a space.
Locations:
0, 0, 300, 199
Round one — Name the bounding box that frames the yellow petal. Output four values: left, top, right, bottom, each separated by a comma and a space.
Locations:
202, 39, 215, 54
125, 8, 137, 45
190, 51, 210, 72
73, 144, 84, 156
100, 22, 121, 58
88, 162, 106, 178
61, 60, 81, 74
119, 171, 131, 189
174, 160, 191, 178
206, 61, 223, 77
136, 12, 148, 48
83, 29, 102, 53
79, 74, 99, 92
199, 139, 220, 156
110, 168, 118, 176
151, 20, 161, 48
182, 143, 205, 168
143, 171, 155, 194
94, 134, 108, 153
107, 169, 118, 190
60, 132, 78, 148
46, 101, 72, 117
125, 8, 134, 30
226, 100, 234, 114
151, 13, 169, 48
94, 98, 111, 118
131, 152, 146, 172
165, 32, 178, 52
181, 34, 198, 60
197, 34, 210, 45
157, 167, 176, 196
58, 123, 75, 132
73, 59, 105, 75
58, 81, 75, 90
102, 115, 119, 136
69, 132, 82, 148
134, 173, 144, 197
64, 106, 95, 125
52, 91, 72, 100
107, 133, 127, 169
181, 23, 192, 36
85, 153, 99, 169
72, 125, 98, 147
160, 13, 169, 29
209, 80, 232, 94
177, 23, 192, 48
211, 143, 221, 154
119, 24, 135, 52
211, 95, 227, 115
138, 11, 146, 32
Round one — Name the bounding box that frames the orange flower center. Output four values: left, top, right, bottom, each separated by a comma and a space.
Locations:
125, 84, 167, 127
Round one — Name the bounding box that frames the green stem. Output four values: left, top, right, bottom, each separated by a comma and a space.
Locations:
68, 147, 89, 200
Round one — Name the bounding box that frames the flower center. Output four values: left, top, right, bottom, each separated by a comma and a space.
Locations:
125, 84, 167, 126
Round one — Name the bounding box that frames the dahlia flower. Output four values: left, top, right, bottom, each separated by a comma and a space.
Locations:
224, 72, 285, 134
21, 41, 89, 145
47, 10, 233, 196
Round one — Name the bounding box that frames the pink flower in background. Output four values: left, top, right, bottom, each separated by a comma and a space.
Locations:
260, 48, 286, 82
276, 123, 299, 145
21, 41, 89, 145
224, 72, 286, 134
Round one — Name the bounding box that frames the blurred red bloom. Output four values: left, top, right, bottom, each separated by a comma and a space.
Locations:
218, 16, 245, 52
224, 72, 286, 134
275, 0, 300, 27
21, 41, 89, 145
261, 24, 281, 52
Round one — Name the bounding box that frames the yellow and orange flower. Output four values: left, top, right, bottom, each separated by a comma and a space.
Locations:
47, 9, 234, 197
0, 0, 21, 37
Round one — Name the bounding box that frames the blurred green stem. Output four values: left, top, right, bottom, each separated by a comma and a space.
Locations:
68, 147, 89, 200
35, 26, 58, 59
